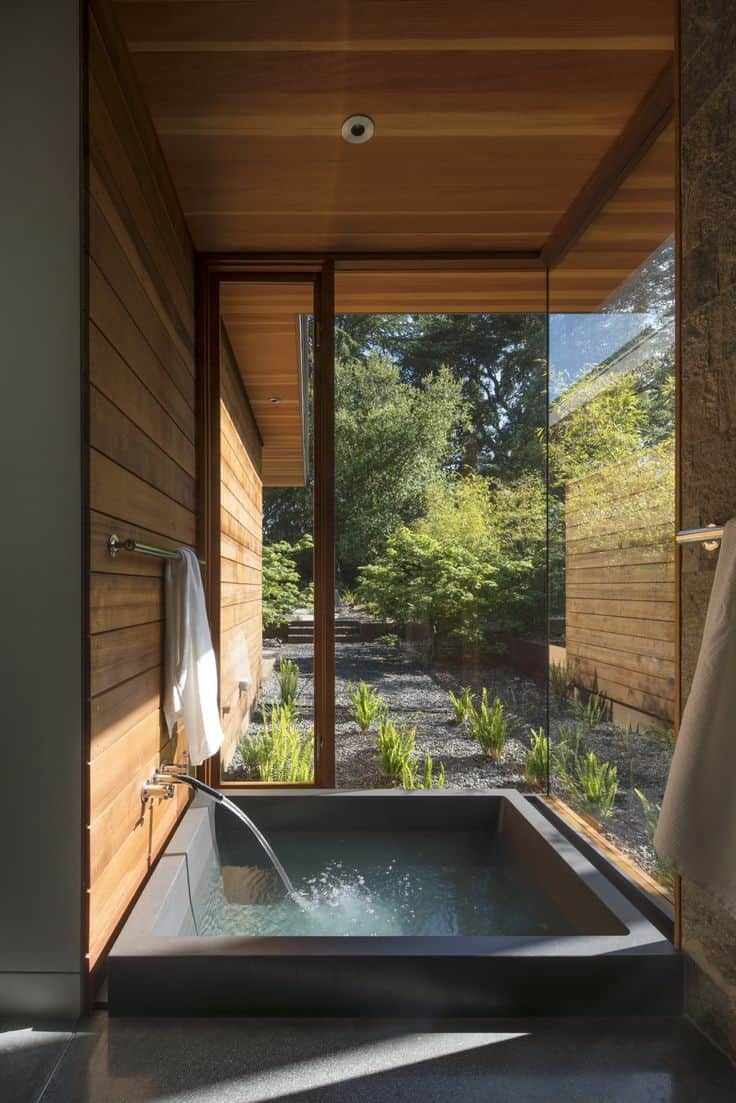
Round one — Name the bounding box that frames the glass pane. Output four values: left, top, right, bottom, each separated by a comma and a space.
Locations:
548, 125, 676, 889
218, 281, 316, 783
332, 271, 549, 793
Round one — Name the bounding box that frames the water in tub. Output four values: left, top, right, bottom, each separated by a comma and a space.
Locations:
197, 828, 574, 938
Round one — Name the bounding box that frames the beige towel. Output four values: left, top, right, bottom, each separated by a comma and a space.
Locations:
655, 518, 736, 914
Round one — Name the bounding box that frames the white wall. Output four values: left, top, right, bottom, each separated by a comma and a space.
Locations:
0, 1, 83, 1016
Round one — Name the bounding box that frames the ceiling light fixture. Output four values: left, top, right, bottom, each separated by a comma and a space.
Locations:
341, 115, 375, 144
268, 396, 282, 405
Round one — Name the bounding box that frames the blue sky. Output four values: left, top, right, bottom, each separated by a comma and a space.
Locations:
549, 312, 654, 401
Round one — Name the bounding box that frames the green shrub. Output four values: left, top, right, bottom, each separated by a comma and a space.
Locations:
635, 788, 674, 890
525, 727, 549, 787
374, 633, 400, 648
348, 681, 385, 731
300, 581, 314, 610
401, 752, 446, 790
377, 717, 416, 781
278, 658, 299, 706
468, 689, 507, 759
557, 746, 618, 820
448, 686, 474, 724
238, 703, 313, 783
262, 536, 313, 629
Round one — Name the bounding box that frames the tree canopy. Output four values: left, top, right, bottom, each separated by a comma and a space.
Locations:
337, 312, 547, 477
335, 353, 467, 579
358, 473, 539, 653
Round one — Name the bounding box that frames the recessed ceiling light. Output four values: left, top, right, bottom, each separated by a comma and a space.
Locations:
341, 115, 375, 144
268, 396, 282, 405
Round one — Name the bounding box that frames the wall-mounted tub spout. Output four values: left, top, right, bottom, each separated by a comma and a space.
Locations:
142, 780, 175, 803
154, 768, 303, 905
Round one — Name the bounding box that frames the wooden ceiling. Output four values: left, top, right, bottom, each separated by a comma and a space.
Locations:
114, 2, 675, 469
114, 1, 674, 257
220, 282, 313, 486
335, 264, 546, 314
550, 123, 675, 311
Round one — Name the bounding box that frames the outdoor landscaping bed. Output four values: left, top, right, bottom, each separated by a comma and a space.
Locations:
224, 640, 674, 886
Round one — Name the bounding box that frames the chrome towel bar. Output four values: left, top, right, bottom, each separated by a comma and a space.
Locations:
676, 525, 724, 546
111, 529, 721, 556
107, 533, 206, 566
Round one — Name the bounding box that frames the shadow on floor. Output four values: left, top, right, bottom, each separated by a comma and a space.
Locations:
13, 1013, 733, 1103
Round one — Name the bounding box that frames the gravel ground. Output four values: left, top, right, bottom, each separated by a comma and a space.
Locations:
225, 640, 674, 884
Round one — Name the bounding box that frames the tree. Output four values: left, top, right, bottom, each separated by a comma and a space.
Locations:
263, 484, 312, 546
489, 472, 547, 634
382, 313, 547, 477
419, 472, 544, 636
357, 473, 538, 654
335, 353, 467, 581
548, 377, 647, 489
358, 526, 502, 656
262, 536, 313, 630
335, 314, 413, 362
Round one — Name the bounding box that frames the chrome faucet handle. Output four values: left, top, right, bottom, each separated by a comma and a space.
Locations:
158, 762, 189, 775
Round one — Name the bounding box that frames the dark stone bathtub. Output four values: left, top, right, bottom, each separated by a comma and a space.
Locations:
108, 790, 681, 1016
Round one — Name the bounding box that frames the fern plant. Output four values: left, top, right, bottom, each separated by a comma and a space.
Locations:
557, 748, 618, 819
238, 703, 313, 783
401, 752, 446, 790
553, 722, 585, 777
348, 681, 385, 731
278, 658, 299, 707
468, 689, 507, 759
549, 660, 571, 702
576, 752, 618, 817
525, 727, 550, 787
635, 788, 674, 890
448, 686, 474, 724
575, 691, 609, 730
555, 722, 584, 758
376, 717, 416, 781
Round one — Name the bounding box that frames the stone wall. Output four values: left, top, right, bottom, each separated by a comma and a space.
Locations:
680, 0, 736, 1061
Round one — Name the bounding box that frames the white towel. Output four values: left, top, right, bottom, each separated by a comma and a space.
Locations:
655, 517, 736, 913
163, 547, 223, 766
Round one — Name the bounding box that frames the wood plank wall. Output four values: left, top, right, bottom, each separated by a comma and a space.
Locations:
565, 443, 676, 723
220, 332, 264, 767
87, 0, 196, 968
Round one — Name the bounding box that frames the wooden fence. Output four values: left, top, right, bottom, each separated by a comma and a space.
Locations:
564, 442, 675, 724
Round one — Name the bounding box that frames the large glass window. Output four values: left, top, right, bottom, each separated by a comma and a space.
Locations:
329, 292, 549, 794
212, 144, 676, 898
547, 125, 676, 889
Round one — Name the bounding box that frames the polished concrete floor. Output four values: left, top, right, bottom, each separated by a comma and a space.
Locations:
2, 1013, 735, 1103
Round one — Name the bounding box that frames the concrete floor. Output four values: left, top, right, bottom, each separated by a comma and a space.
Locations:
2, 1013, 735, 1102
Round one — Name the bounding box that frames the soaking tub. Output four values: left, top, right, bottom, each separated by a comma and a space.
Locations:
108, 790, 681, 1015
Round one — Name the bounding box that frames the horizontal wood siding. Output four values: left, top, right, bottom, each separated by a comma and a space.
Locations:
87, 0, 196, 969
565, 443, 675, 722
220, 332, 264, 767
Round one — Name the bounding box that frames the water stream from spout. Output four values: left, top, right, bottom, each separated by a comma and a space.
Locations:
158, 772, 304, 906
219, 794, 302, 904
